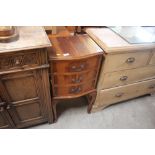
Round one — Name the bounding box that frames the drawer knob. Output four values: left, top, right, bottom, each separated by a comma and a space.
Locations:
15, 59, 20, 65
0, 102, 6, 112
126, 57, 135, 63
120, 76, 128, 81
6, 104, 11, 110
115, 92, 124, 97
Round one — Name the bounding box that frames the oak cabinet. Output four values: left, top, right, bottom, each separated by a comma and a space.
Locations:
0, 27, 53, 128
0, 70, 49, 128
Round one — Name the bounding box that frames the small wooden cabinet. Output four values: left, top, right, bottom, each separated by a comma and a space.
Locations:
48, 35, 103, 121
0, 27, 53, 128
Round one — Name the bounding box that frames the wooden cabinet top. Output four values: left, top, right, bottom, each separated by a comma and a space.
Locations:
0, 27, 51, 53
48, 35, 103, 60
86, 27, 155, 54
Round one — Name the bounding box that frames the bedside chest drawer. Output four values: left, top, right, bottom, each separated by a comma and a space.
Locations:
51, 56, 100, 73
52, 70, 97, 85
98, 79, 155, 107
103, 51, 150, 73
53, 80, 95, 97
0, 51, 39, 71
99, 65, 155, 89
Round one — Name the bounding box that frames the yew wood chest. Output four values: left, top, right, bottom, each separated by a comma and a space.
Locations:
48, 35, 103, 121
0, 27, 53, 128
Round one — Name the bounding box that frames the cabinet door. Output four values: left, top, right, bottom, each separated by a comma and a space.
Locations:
0, 97, 14, 129
0, 70, 49, 128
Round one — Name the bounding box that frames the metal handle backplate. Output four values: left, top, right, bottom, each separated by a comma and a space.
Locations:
126, 57, 135, 64
120, 76, 128, 81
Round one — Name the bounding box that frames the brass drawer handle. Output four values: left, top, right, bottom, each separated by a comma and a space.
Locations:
126, 57, 135, 64
70, 86, 82, 93
71, 63, 86, 72
71, 65, 76, 70
148, 84, 155, 89
115, 92, 124, 97
120, 76, 128, 81
72, 76, 83, 83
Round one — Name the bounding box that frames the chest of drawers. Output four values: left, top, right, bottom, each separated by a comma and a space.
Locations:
0, 27, 53, 128
86, 28, 155, 112
48, 35, 103, 121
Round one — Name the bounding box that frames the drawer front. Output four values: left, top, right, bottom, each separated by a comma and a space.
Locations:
99, 65, 155, 89
0, 51, 39, 71
53, 80, 95, 97
51, 56, 100, 73
97, 79, 155, 107
52, 70, 97, 86
149, 51, 155, 65
103, 51, 150, 73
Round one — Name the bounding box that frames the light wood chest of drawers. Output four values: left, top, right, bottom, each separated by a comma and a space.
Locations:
86, 28, 155, 112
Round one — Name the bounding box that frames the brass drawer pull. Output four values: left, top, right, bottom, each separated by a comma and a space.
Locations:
70, 86, 82, 93
115, 92, 124, 97
120, 76, 128, 81
126, 57, 135, 64
72, 76, 83, 83
71, 65, 76, 70
71, 63, 86, 72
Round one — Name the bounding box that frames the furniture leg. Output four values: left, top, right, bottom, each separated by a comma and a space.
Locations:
86, 91, 97, 113
52, 99, 59, 122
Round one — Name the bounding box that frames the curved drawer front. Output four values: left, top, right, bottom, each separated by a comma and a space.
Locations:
0, 51, 39, 71
99, 65, 155, 89
53, 80, 95, 97
52, 70, 97, 86
51, 56, 100, 73
103, 51, 150, 73
97, 79, 155, 107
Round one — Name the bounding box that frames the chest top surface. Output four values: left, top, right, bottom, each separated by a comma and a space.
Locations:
0, 26, 51, 53
86, 27, 155, 54
48, 35, 103, 60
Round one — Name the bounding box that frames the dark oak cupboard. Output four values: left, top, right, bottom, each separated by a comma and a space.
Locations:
0, 27, 53, 128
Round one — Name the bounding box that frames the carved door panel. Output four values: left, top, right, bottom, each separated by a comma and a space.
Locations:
0, 97, 14, 129
0, 70, 48, 128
